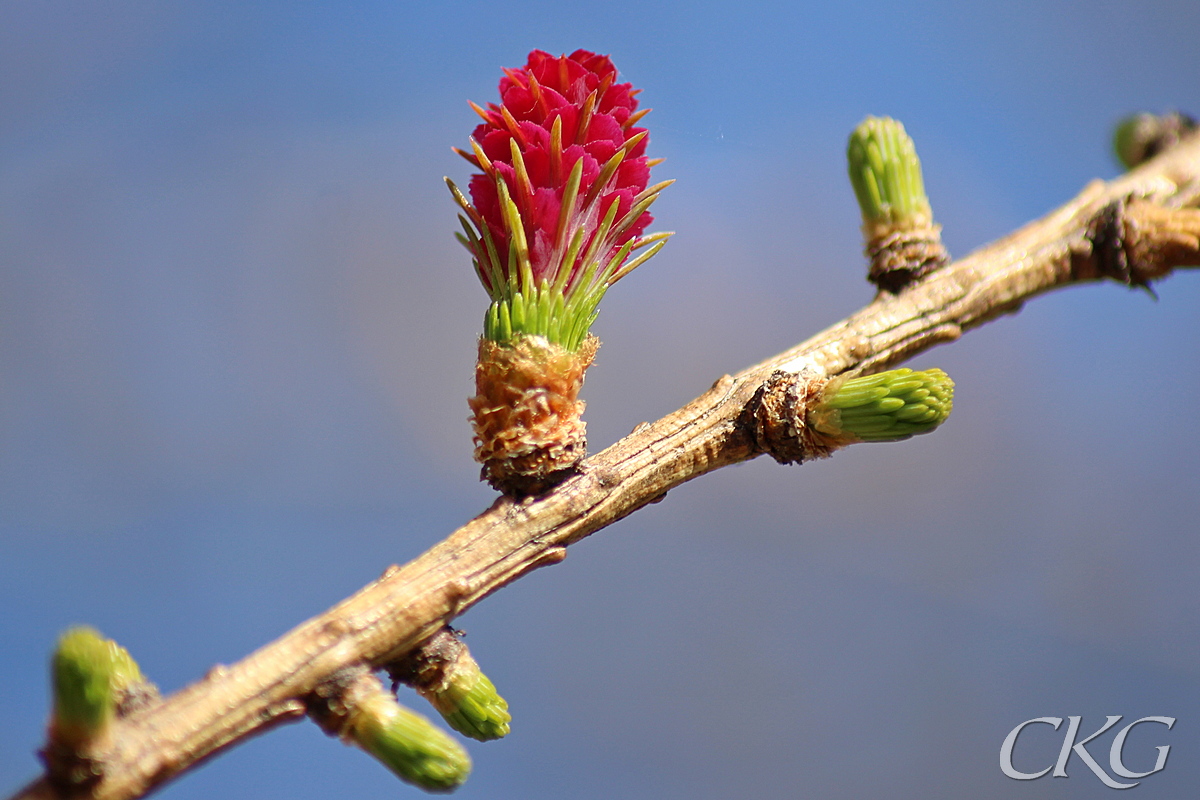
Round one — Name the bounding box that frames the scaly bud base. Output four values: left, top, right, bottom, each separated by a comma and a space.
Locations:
469, 334, 598, 494
863, 221, 949, 294
750, 370, 839, 465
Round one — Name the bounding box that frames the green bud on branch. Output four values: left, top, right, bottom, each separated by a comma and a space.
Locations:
422, 654, 510, 741
809, 368, 954, 444
390, 629, 511, 742
1113, 111, 1198, 170
423, 661, 510, 742
346, 687, 471, 793
847, 116, 932, 230
847, 117, 948, 293
50, 627, 148, 751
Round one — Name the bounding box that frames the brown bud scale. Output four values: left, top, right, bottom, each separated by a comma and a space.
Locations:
469, 334, 598, 494
864, 222, 950, 294
749, 370, 840, 465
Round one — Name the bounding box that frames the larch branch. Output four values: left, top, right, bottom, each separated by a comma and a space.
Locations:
10, 133, 1200, 800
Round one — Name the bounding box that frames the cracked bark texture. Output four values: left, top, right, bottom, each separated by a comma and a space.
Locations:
10, 132, 1200, 800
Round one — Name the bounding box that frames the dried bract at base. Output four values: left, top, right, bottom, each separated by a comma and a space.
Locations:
862, 226, 949, 293
469, 335, 597, 493
750, 369, 837, 465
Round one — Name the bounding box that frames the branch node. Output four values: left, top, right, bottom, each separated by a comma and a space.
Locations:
1085, 198, 1200, 285
747, 370, 838, 465
307, 666, 373, 738
865, 226, 951, 294
528, 545, 568, 570
1086, 199, 1135, 284
1124, 199, 1200, 280
387, 629, 461, 692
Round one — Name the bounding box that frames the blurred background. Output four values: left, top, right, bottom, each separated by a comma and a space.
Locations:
3, 2, 1199, 798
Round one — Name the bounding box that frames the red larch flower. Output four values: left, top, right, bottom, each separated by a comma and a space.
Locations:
452, 50, 672, 494
448, 49, 670, 350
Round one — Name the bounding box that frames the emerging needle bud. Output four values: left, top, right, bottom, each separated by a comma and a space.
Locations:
422, 657, 509, 742
49, 627, 149, 752
390, 629, 511, 742
329, 673, 471, 793
351, 696, 471, 793
450, 50, 671, 494
809, 368, 954, 445
847, 117, 948, 293
1113, 111, 1198, 170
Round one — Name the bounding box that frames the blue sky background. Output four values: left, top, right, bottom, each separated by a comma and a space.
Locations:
3, 2, 1199, 798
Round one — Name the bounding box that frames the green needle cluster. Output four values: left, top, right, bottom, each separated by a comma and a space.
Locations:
847, 117, 932, 229
422, 658, 511, 742
448, 166, 670, 353
51, 627, 145, 747
811, 368, 954, 443
350, 693, 471, 793
480, 279, 598, 354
